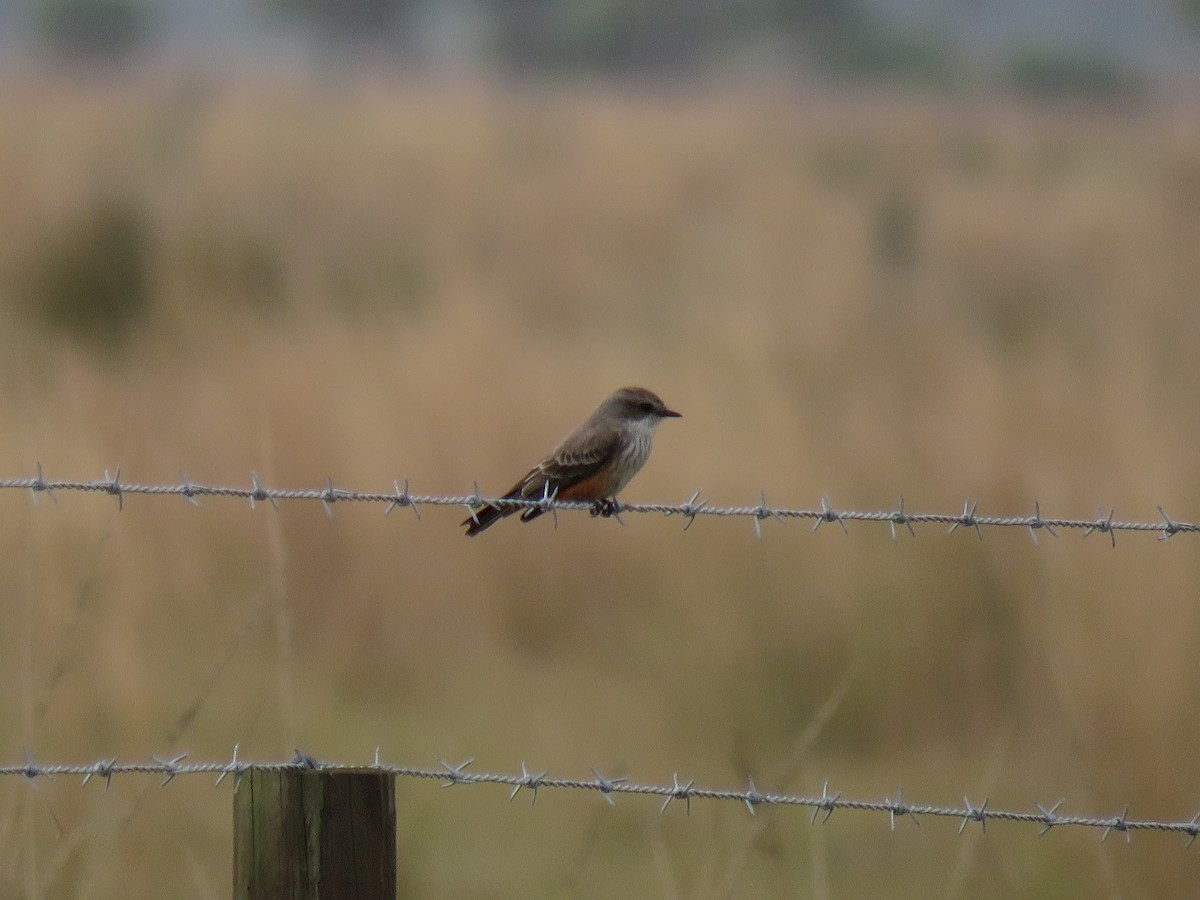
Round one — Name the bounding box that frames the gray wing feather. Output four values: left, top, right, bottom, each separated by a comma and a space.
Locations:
518, 429, 620, 498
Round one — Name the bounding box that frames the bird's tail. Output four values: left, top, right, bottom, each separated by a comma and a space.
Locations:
462, 501, 512, 537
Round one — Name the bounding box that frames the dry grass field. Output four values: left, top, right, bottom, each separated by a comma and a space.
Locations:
2, 66, 1200, 897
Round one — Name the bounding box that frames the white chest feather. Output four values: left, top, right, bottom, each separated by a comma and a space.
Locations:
610, 418, 660, 495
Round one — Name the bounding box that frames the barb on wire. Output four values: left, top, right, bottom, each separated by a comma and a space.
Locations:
103, 467, 124, 511
2, 468, 1199, 542
590, 767, 626, 806
959, 796, 989, 835
30, 462, 56, 505
3, 752, 1200, 845
178, 471, 201, 507
385, 479, 420, 519
948, 499, 982, 540
1084, 506, 1117, 548
891, 496, 916, 541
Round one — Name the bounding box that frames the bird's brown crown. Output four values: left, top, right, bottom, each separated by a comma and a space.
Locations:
603, 387, 682, 420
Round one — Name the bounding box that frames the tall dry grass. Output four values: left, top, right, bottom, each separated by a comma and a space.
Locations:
2, 68, 1200, 897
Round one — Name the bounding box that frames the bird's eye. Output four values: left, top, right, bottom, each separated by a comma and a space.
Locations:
639, 401, 655, 414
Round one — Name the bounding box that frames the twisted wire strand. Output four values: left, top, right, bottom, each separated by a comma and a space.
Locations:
0, 468, 1194, 541
1, 752, 1195, 844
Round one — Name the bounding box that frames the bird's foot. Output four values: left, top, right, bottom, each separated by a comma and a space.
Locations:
590, 498, 622, 518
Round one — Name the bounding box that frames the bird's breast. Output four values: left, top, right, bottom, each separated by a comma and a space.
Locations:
608, 429, 654, 495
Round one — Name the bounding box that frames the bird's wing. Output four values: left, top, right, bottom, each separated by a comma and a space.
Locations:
518, 428, 621, 499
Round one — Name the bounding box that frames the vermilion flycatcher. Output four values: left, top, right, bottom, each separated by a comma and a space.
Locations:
462, 386, 681, 536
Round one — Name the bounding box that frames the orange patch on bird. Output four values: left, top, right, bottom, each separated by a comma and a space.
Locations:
556, 473, 616, 501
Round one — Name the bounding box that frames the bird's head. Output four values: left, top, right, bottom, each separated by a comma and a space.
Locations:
605, 387, 682, 424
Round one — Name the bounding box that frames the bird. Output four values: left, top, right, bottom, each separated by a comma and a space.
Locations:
462, 386, 681, 536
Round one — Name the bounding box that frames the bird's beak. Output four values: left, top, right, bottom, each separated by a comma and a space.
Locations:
662, 407, 682, 418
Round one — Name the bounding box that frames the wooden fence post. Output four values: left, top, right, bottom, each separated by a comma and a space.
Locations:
233, 768, 396, 900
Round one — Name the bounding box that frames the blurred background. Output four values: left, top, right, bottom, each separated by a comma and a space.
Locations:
2, 0, 1200, 897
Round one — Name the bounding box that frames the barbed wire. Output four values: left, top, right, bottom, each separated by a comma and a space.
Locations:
2, 748, 1196, 845
0, 465, 1196, 543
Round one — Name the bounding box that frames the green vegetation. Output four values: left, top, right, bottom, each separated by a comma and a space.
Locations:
25, 198, 152, 350
34, 0, 150, 57
1006, 45, 1144, 100
1, 74, 1198, 898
